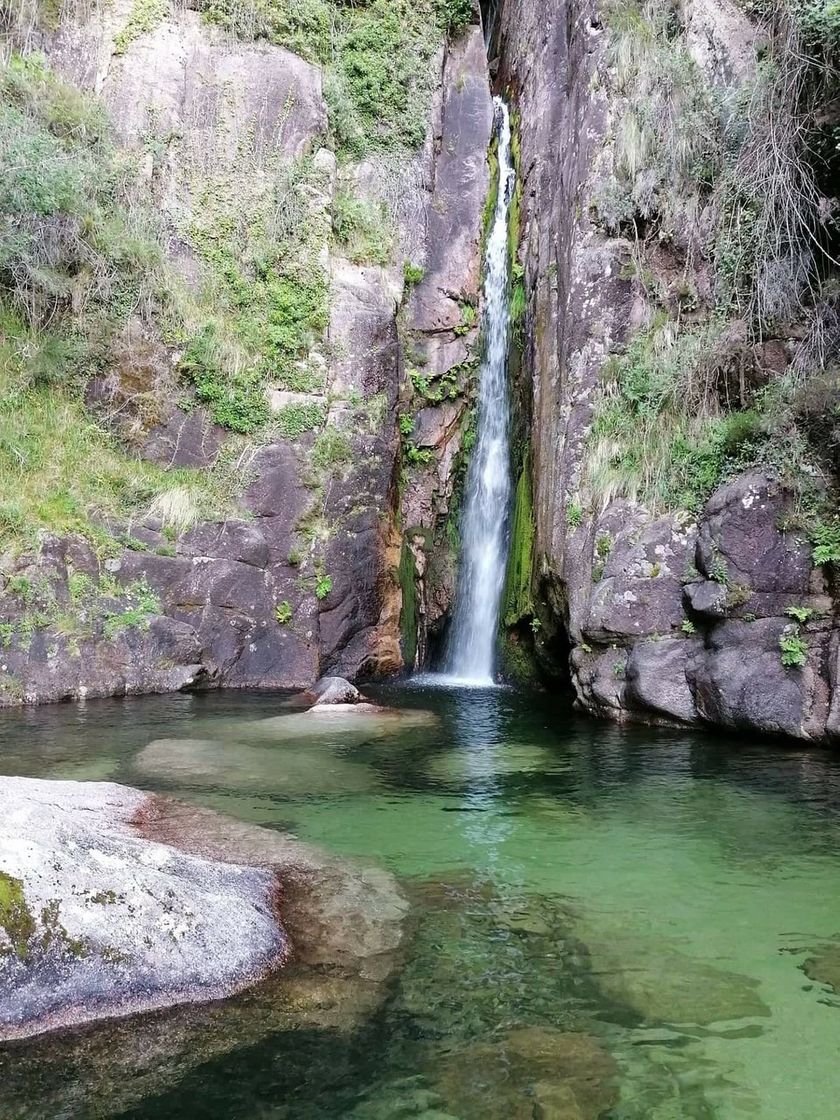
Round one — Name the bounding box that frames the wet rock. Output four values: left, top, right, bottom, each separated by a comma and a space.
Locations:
688, 617, 809, 736
437, 1027, 619, 1120
695, 472, 812, 599
0, 777, 287, 1042
0, 786, 409, 1117
310, 675, 363, 706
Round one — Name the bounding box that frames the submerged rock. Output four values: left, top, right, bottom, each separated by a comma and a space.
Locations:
437, 1027, 619, 1120
585, 937, 770, 1025
134, 737, 377, 795
0, 776, 287, 1042
803, 941, 840, 994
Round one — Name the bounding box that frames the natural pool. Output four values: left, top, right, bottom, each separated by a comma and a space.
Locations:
2, 682, 840, 1119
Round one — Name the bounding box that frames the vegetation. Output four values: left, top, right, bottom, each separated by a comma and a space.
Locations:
332, 190, 393, 265
275, 600, 293, 624
398, 538, 418, 667
0, 53, 240, 554
779, 627, 808, 668
585, 0, 840, 545
114, 0, 170, 55
180, 155, 331, 431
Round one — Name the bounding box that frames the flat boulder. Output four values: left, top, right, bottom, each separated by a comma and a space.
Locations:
0, 777, 287, 1042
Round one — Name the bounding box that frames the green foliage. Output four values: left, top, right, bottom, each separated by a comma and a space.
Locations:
315, 572, 333, 600
566, 501, 583, 528
810, 517, 840, 565
398, 413, 415, 437
709, 550, 729, 585
594, 0, 720, 238
332, 190, 393, 265
114, 0, 170, 55
204, 0, 446, 157
501, 453, 535, 628
102, 580, 159, 638
275, 600, 293, 624
435, 0, 473, 34
681, 618, 696, 635
785, 604, 814, 623
311, 425, 353, 475
403, 261, 425, 287
182, 157, 330, 428
406, 445, 434, 466
510, 277, 526, 349
586, 320, 768, 511
275, 401, 326, 439
779, 627, 808, 668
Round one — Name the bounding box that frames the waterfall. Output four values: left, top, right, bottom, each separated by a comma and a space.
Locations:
445, 97, 515, 686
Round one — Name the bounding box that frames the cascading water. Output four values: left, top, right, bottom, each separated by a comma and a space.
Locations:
445, 97, 515, 686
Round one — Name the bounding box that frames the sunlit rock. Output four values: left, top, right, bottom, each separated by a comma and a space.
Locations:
0, 777, 287, 1042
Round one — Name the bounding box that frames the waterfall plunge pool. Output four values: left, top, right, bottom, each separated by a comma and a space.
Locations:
2, 684, 840, 1119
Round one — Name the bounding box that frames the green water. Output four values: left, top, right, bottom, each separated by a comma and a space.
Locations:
2, 683, 840, 1119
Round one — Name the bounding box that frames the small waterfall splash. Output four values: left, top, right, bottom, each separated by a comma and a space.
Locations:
445, 97, 515, 686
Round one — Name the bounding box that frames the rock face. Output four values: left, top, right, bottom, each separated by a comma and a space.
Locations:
0, 777, 287, 1041
493, 0, 840, 745
0, 6, 491, 705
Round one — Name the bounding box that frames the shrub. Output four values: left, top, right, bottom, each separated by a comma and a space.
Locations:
315, 573, 332, 599
403, 261, 425, 287
275, 600, 293, 624
275, 401, 326, 439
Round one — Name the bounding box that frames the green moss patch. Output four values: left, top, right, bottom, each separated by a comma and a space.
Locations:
0, 871, 35, 958
502, 451, 535, 628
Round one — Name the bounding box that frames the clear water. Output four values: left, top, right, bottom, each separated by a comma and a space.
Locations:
2, 685, 840, 1119
446, 98, 514, 685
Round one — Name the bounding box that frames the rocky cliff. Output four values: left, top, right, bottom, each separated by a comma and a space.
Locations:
493, 0, 840, 742
0, 0, 490, 703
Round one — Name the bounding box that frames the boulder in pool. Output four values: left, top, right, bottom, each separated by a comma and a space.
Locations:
0, 776, 287, 1042
308, 676, 363, 706
0, 787, 410, 1118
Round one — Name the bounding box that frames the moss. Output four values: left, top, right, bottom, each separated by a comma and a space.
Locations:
480, 136, 500, 258
498, 628, 540, 686
398, 539, 418, 669
0, 871, 36, 958
501, 450, 535, 628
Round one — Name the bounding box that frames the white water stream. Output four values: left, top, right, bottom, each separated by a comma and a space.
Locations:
445, 97, 515, 685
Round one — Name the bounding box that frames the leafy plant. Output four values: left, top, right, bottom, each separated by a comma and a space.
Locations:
403, 261, 425, 287
566, 502, 583, 528
275, 600, 293, 624
681, 619, 696, 635
785, 605, 814, 623
779, 628, 808, 668
315, 573, 333, 600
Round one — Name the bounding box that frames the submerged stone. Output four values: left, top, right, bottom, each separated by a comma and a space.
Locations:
585, 937, 771, 1025
307, 676, 364, 705
134, 737, 377, 795
436, 1026, 619, 1120
803, 941, 840, 993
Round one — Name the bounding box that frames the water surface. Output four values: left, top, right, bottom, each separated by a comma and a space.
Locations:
2, 684, 840, 1119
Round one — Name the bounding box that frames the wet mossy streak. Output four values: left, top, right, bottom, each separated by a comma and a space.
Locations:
501, 447, 534, 628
